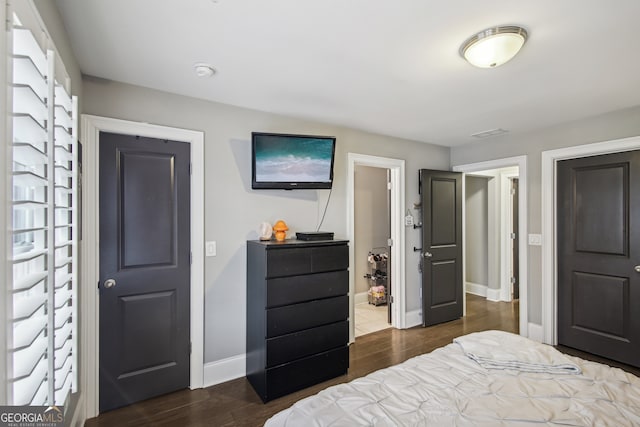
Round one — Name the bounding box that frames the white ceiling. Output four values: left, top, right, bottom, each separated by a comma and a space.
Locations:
54, 0, 640, 147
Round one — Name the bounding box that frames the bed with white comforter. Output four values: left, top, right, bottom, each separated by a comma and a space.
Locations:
265, 330, 640, 426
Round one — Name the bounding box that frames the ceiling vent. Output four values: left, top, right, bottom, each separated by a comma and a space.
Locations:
471, 128, 509, 139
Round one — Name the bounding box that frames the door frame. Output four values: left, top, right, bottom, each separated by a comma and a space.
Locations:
462, 168, 518, 304
347, 153, 406, 342
80, 115, 205, 418
541, 135, 640, 345
453, 156, 528, 337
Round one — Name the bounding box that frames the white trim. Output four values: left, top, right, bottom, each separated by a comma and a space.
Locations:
541, 135, 640, 345
465, 282, 488, 298
347, 153, 406, 343
453, 155, 529, 338
81, 115, 205, 418
527, 323, 544, 343
405, 309, 422, 328
466, 283, 503, 302
203, 354, 246, 388
499, 170, 519, 302
486, 287, 502, 302
354, 291, 369, 305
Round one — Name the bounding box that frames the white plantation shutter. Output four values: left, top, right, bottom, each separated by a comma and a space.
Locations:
8, 7, 78, 407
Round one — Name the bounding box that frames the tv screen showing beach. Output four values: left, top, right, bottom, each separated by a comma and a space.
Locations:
254, 135, 334, 183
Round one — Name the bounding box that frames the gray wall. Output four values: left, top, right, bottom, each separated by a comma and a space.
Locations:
81, 78, 450, 363
354, 166, 390, 295
451, 105, 640, 324
465, 176, 488, 286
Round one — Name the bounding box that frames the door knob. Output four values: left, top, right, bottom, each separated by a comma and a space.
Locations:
423, 252, 433, 258
103, 278, 117, 289
635, 265, 640, 273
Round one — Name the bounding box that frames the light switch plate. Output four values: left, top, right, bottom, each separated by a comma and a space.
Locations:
205, 241, 217, 257
528, 234, 542, 246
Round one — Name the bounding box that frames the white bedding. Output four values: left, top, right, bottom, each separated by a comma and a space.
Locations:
265, 331, 640, 426
453, 330, 582, 375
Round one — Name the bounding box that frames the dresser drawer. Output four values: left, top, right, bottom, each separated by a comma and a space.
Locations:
266, 244, 348, 278
266, 295, 348, 337
266, 321, 348, 367
264, 346, 349, 401
266, 270, 348, 308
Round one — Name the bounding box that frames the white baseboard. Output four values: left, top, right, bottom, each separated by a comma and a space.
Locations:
527, 323, 543, 342
354, 291, 368, 305
466, 282, 502, 302
465, 282, 487, 297
203, 354, 246, 388
486, 287, 501, 302
405, 309, 422, 328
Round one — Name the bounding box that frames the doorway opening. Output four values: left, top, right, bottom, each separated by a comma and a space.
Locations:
453, 156, 528, 338
353, 166, 391, 337
464, 167, 519, 306
347, 154, 406, 343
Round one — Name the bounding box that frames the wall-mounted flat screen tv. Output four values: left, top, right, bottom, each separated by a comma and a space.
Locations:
251, 132, 336, 190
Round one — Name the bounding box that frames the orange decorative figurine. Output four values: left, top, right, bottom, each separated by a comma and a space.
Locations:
273, 220, 288, 242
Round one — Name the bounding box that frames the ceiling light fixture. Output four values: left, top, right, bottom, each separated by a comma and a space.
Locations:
194, 63, 216, 78
460, 25, 528, 68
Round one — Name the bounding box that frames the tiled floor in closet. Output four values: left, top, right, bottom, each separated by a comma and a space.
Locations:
354, 302, 390, 337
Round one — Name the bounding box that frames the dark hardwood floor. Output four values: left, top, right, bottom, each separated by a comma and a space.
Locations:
84, 294, 637, 427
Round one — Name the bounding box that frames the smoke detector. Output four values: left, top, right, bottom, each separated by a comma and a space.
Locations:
194, 63, 216, 78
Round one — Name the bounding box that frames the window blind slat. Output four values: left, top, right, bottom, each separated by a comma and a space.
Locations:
14, 142, 47, 165
12, 271, 47, 292
13, 113, 47, 146
12, 311, 47, 349
12, 26, 47, 74
13, 85, 47, 126
13, 294, 46, 321
54, 85, 72, 111
54, 306, 72, 329
54, 341, 72, 366
13, 55, 47, 95
12, 356, 48, 405
54, 373, 72, 405
12, 343, 47, 380
54, 322, 72, 349
54, 105, 72, 129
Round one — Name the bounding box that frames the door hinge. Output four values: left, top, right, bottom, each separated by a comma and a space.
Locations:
510, 233, 516, 240
189, 342, 192, 354
387, 238, 393, 247
189, 163, 193, 175
389, 295, 394, 304
387, 181, 392, 190
190, 252, 193, 265
510, 276, 517, 284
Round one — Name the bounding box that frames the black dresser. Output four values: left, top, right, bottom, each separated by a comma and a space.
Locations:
246, 239, 350, 402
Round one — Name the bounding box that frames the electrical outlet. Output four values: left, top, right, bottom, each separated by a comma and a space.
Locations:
528, 234, 542, 246
205, 241, 217, 257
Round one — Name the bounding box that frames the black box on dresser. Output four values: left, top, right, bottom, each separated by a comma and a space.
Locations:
246, 239, 350, 402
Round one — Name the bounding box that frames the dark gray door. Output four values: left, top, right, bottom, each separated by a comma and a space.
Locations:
419, 170, 463, 326
557, 150, 640, 367
99, 132, 191, 412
